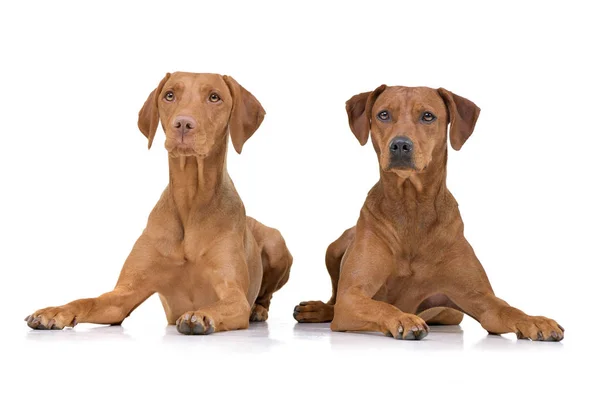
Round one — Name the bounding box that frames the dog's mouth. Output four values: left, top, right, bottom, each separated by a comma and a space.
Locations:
384, 152, 430, 173
389, 164, 416, 171
385, 159, 417, 171
168, 146, 202, 157
165, 134, 209, 157
384, 163, 428, 174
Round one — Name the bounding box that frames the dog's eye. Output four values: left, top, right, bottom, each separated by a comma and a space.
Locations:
421, 111, 436, 123
164, 91, 175, 102
209, 93, 221, 103
377, 110, 391, 121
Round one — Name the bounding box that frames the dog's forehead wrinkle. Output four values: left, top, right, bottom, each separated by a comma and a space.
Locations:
170, 72, 226, 91
197, 83, 225, 95
377, 87, 445, 116
413, 102, 439, 113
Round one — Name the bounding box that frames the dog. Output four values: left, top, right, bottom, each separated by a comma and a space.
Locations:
294, 85, 564, 341
25, 72, 293, 334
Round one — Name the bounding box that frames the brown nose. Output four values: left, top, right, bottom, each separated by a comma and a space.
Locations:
173, 116, 196, 135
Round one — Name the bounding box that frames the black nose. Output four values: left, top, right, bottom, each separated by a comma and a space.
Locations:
173, 116, 196, 135
389, 136, 415, 169
389, 136, 413, 155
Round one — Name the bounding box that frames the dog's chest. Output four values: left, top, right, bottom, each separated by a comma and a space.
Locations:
389, 252, 431, 280
386, 234, 449, 284
375, 256, 438, 309
164, 221, 221, 263
158, 263, 220, 324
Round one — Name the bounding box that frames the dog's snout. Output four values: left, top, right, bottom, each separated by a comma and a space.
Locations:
173, 116, 197, 135
389, 137, 413, 155
389, 136, 415, 169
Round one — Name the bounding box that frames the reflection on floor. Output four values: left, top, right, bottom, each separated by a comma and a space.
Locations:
22, 317, 565, 354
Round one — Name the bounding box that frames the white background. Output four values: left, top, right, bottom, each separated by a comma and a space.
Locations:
1, 1, 598, 398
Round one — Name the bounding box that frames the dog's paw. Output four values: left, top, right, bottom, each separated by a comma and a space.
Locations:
293, 300, 334, 323
250, 304, 268, 322
385, 313, 429, 340
176, 311, 215, 335
25, 306, 77, 330
514, 316, 564, 341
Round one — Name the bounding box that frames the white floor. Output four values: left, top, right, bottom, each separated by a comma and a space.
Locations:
5, 315, 592, 399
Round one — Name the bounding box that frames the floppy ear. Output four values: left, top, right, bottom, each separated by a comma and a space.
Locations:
345, 85, 387, 145
438, 88, 480, 151
138, 73, 171, 149
223, 75, 266, 154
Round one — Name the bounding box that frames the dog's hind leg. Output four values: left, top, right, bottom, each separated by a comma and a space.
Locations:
247, 217, 293, 322
293, 227, 355, 323
416, 294, 464, 325
418, 307, 464, 325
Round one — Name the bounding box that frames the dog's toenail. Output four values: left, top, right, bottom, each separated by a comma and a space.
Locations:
191, 315, 197, 322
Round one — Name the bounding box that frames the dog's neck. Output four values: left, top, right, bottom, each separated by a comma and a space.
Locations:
377, 147, 449, 216
167, 137, 230, 217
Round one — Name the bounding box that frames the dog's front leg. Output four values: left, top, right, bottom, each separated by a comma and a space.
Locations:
330, 237, 429, 340
25, 234, 163, 330
175, 245, 251, 335
441, 239, 564, 341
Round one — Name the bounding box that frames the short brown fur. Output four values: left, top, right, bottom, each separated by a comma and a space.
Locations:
294, 85, 563, 341
26, 72, 292, 334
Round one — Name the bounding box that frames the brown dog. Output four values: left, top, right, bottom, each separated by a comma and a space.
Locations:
294, 85, 564, 341
25, 72, 292, 334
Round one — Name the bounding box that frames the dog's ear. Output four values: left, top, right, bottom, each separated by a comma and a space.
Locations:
438, 88, 480, 151
345, 85, 387, 146
223, 75, 266, 154
138, 73, 171, 149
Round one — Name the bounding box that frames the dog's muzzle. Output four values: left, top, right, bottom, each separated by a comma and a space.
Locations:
388, 136, 415, 169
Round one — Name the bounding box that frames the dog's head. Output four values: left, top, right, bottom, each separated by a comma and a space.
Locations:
346, 86, 480, 174
138, 72, 265, 157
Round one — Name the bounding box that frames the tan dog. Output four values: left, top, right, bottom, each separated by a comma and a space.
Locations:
25, 72, 292, 334
294, 85, 564, 341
